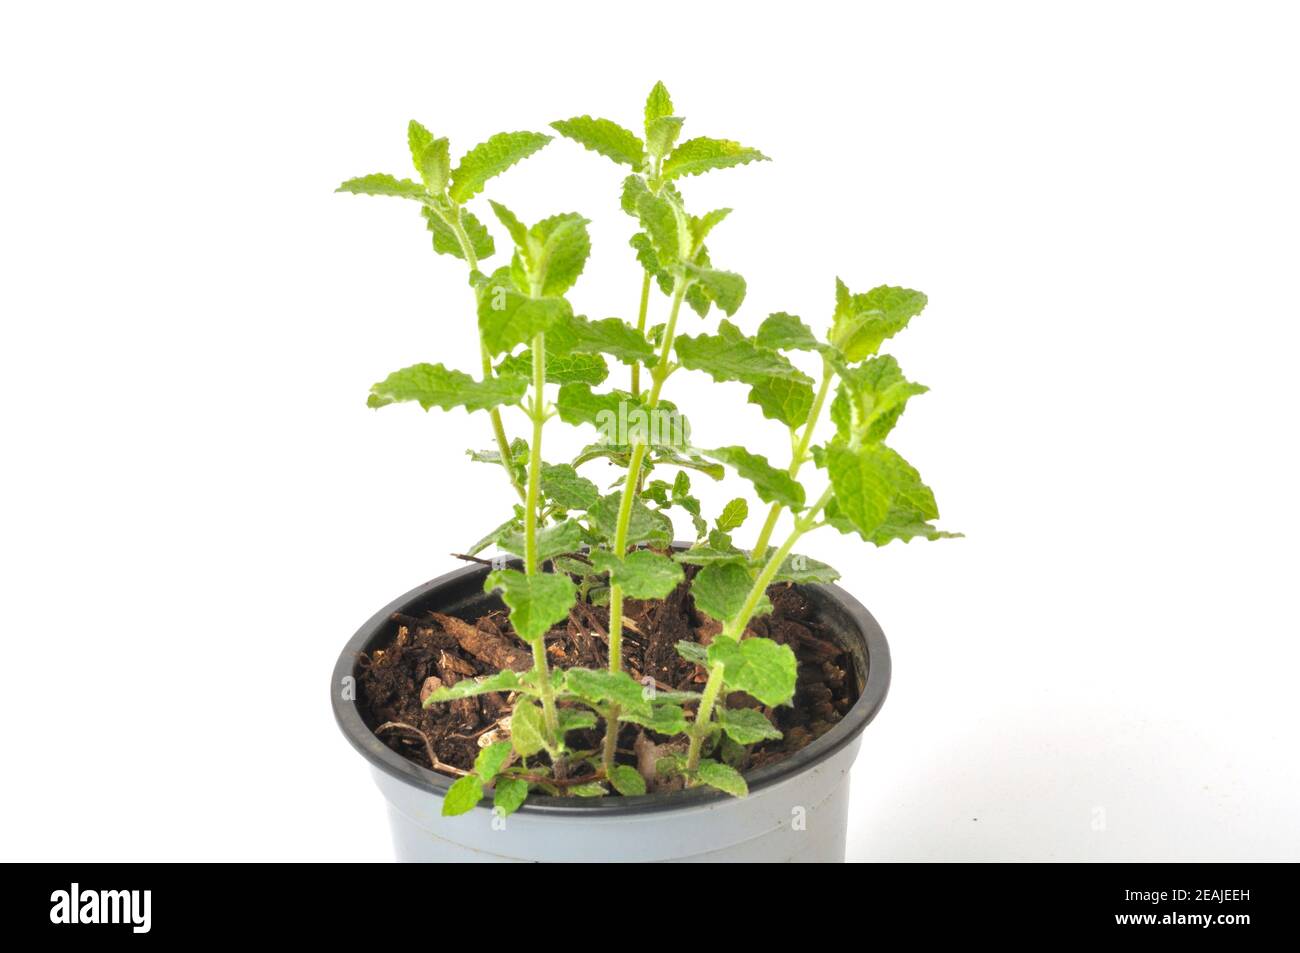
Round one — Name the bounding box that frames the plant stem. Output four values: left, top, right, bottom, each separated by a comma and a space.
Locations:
750, 355, 835, 559
599, 275, 688, 775
445, 203, 526, 502
524, 331, 560, 741
630, 271, 651, 398
685, 661, 726, 773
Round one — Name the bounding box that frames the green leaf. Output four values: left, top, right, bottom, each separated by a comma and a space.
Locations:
551, 116, 646, 168
831, 354, 929, 443
528, 213, 592, 298
541, 463, 600, 511
675, 640, 709, 666
636, 191, 688, 265
645, 115, 684, 159
703, 447, 805, 510
691, 562, 769, 623
629, 231, 675, 293
408, 120, 450, 193
756, 312, 822, 352
484, 569, 577, 642
690, 208, 732, 248
424, 206, 494, 261
424, 669, 526, 706
706, 635, 798, 707
825, 442, 934, 539
675, 545, 748, 567
510, 700, 548, 757
662, 138, 768, 179
336, 173, 426, 199
746, 375, 815, 428
476, 267, 573, 355
557, 708, 598, 733
474, 740, 514, 782
498, 347, 607, 386
716, 498, 749, 533
554, 384, 632, 428
493, 777, 529, 816
588, 493, 673, 547
367, 363, 526, 413
569, 782, 609, 797
771, 553, 841, 584
675, 320, 813, 394
829, 280, 928, 362
487, 199, 529, 247
694, 759, 748, 797
442, 774, 484, 815
619, 703, 689, 735
497, 518, 585, 562
608, 764, 647, 797
553, 313, 656, 366
589, 549, 684, 599
683, 265, 746, 316
562, 667, 649, 711
449, 130, 552, 203
717, 706, 783, 744
644, 81, 674, 131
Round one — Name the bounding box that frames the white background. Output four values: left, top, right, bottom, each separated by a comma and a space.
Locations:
2, 1, 1297, 862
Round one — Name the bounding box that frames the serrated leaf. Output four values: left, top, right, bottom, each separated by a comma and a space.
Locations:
644, 81, 674, 132
619, 703, 689, 735
588, 493, 673, 547
367, 363, 527, 413
675, 640, 709, 666
474, 740, 513, 782
691, 562, 769, 623
423, 205, 495, 261
529, 213, 592, 297
467, 514, 520, 557
662, 137, 768, 179
442, 774, 484, 815
825, 442, 934, 539
756, 312, 822, 352
589, 549, 684, 600
608, 764, 647, 796
476, 267, 572, 355
747, 375, 815, 428
557, 708, 598, 733
629, 231, 675, 293
449, 130, 552, 203
716, 706, 783, 744
498, 347, 608, 386
675, 319, 812, 388
540, 463, 599, 511
487, 199, 529, 247
553, 313, 656, 366
554, 384, 632, 428
683, 264, 746, 316
690, 208, 732, 248
703, 446, 805, 510
510, 699, 548, 757
829, 280, 928, 362
716, 498, 749, 533
493, 777, 529, 816
830, 354, 929, 443
645, 115, 684, 158
569, 782, 609, 797
551, 115, 646, 167
408, 120, 450, 193
336, 173, 426, 199
484, 569, 577, 642
706, 635, 797, 707
497, 518, 585, 562
771, 553, 841, 584
674, 545, 748, 567
562, 667, 649, 711
694, 759, 748, 797
636, 191, 688, 265
424, 669, 526, 706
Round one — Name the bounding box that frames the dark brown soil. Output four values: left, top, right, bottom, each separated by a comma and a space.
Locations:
357, 571, 859, 790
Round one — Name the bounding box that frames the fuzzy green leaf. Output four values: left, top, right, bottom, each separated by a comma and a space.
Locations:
493, 777, 529, 816
674, 545, 748, 567
562, 667, 649, 711
620, 703, 689, 735
716, 498, 749, 533
691, 563, 769, 623
449, 130, 552, 203
703, 446, 805, 510
636, 191, 689, 265
528, 213, 592, 297
408, 120, 450, 193
557, 708, 598, 734
423, 206, 495, 261
554, 384, 632, 428
608, 764, 647, 797
644, 82, 674, 129
747, 375, 815, 428
771, 553, 841, 584
541, 464, 600, 511
829, 280, 928, 362
498, 347, 607, 386
830, 354, 929, 443
694, 759, 748, 797
716, 706, 783, 744
569, 782, 609, 797
587, 492, 674, 547
645, 115, 685, 159
629, 232, 675, 293
674, 321, 813, 398
825, 441, 938, 541
424, 669, 526, 707
474, 740, 514, 782
554, 313, 656, 366
442, 774, 484, 815
497, 518, 585, 562
756, 312, 822, 352
551, 115, 646, 168
336, 173, 426, 199
484, 569, 577, 643
662, 137, 768, 179
589, 549, 684, 600
683, 265, 746, 316
367, 363, 526, 413
675, 640, 710, 666
706, 635, 797, 707
510, 699, 548, 757
476, 267, 573, 355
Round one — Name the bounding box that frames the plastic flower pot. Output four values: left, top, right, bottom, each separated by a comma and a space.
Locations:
332, 559, 890, 862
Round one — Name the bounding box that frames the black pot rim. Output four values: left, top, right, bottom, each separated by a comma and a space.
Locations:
331, 559, 891, 816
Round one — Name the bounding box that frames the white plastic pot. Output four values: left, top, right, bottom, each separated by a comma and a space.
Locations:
332, 561, 890, 862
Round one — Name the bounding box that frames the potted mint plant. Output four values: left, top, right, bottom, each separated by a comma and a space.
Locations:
331, 82, 957, 862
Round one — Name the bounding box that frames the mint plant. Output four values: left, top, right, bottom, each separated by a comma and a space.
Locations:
339, 83, 956, 818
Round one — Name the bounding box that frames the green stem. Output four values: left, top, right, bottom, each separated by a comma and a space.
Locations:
524, 332, 560, 741
630, 271, 652, 398
445, 203, 526, 502
750, 355, 835, 559
685, 661, 726, 773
